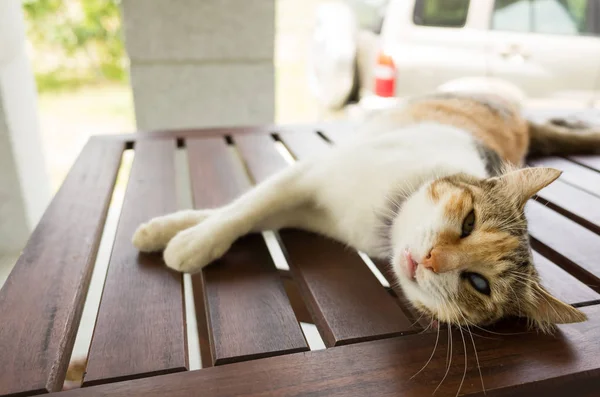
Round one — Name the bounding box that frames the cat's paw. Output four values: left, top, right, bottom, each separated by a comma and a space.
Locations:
163, 222, 234, 273
132, 222, 167, 252
132, 210, 214, 252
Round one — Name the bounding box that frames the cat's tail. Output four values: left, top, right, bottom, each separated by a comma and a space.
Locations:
528, 117, 600, 156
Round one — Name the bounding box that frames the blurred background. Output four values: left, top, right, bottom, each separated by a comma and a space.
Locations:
1, 0, 599, 257
14, 0, 600, 192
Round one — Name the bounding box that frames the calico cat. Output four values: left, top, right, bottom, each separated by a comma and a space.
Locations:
133, 92, 600, 332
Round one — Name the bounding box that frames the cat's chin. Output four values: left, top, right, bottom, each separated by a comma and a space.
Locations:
393, 268, 440, 317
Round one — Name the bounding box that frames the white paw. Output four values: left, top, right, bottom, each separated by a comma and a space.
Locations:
132, 210, 213, 252
163, 222, 235, 273
132, 222, 166, 252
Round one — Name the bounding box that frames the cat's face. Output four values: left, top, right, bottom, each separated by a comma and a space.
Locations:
390, 167, 587, 331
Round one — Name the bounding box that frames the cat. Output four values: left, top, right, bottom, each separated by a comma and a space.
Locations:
132, 92, 600, 332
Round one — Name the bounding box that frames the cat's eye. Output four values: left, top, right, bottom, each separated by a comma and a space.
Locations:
461, 210, 475, 238
463, 272, 490, 295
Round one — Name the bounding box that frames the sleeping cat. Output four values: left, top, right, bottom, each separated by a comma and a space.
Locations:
132, 92, 600, 332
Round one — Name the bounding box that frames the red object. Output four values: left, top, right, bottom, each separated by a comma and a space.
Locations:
374, 51, 396, 97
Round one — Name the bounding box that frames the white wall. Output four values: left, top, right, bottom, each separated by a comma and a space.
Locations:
0, 0, 50, 252
122, 0, 275, 130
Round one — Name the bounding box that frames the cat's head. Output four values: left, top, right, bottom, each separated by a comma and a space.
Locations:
390, 167, 587, 332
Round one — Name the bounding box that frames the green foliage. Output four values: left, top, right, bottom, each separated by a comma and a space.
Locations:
23, 0, 127, 92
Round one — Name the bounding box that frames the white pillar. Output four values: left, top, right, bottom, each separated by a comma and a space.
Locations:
0, 0, 50, 252
122, 0, 275, 130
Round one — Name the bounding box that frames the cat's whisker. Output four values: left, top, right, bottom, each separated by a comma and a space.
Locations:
462, 321, 529, 336
419, 318, 435, 334
410, 311, 426, 328
411, 321, 441, 380
457, 312, 486, 395
433, 325, 453, 395
455, 324, 468, 397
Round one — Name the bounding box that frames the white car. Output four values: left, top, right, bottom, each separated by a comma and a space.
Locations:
310, 0, 600, 113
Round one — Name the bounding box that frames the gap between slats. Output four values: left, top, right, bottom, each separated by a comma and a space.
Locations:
64, 149, 134, 390
174, 147, 202, 371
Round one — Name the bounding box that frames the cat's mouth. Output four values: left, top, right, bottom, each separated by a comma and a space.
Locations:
402, 249, 418, 280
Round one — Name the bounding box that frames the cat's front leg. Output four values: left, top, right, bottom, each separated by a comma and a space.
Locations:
163, 163, 314, 273
133, 209, 214, 252
163, 213, 245, 272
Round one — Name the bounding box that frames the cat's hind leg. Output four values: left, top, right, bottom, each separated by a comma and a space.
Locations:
163, 163, 316, 273
133, 209, 214, 252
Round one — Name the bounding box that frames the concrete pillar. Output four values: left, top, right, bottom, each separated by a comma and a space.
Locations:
0, 0, 50, 252
122, 0, 275, 130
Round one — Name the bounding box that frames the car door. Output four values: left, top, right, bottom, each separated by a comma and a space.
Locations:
380, 0, 489, 96
486, 0, 600, 107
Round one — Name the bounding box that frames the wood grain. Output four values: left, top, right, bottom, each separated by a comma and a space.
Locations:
55, 305, 600, 397
0, 138, 124, 396
187, 137, 252, 367
186, 137, 308, 366
83, 140, 187, 386
529, 157, 600, 197
535, 179, 600, 234
533, 251, 600, 306
526, 199, 600, 292
279, 230, 416, 346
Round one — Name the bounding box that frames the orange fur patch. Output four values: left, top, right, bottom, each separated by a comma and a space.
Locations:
383, 95, 530, 164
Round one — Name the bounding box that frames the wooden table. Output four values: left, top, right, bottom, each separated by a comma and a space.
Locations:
1, 119, 600, 397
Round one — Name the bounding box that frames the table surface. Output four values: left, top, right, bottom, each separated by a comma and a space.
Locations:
1, 113, 600, 397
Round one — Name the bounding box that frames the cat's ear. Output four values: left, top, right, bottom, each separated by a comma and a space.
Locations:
524, 282, 587, 332
495, 167, 561, 209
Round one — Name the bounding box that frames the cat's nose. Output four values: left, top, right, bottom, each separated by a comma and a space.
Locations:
421, 248, 438, 273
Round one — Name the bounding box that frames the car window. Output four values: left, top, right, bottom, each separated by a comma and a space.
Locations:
492, 0, 531, 32
492, 0, 600, 36
413, 0, 470, 28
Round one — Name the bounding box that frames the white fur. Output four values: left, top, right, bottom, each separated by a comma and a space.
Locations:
133, 120, 488, 310
390, 182, 463, 311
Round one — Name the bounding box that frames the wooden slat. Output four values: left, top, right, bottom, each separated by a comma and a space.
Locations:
570, 155, 600, 173
56, 305, 600, 397
235, 133, 416, 345
318, 123, 355, 144
530, 157, 600, 197
234, 134, 287, 181
277, 130, 331, 159
533, 251, 600, 306
103, 121, 354, 143
186, 137, 308, 365
187, 137, 254, 367
83, 140, 187, 386
0, 138, 124, 396
535, 179, 600, 234
526, 200, 600, 291
279, 230, 416, 346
